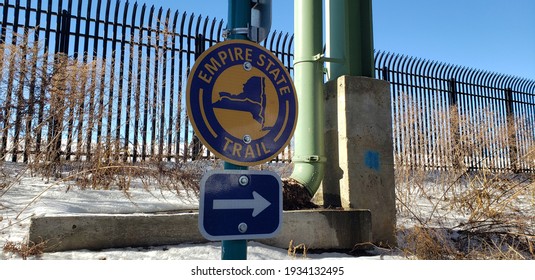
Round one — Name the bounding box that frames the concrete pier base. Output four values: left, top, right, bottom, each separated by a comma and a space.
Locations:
322, 75, 396, 247
29, 209, 371, 252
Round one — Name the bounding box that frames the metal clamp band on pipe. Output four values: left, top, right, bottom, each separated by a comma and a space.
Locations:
293, 54, 323, 66
222, 27, 250, 38
292, 155, 327, 163
294, 54, 345, 66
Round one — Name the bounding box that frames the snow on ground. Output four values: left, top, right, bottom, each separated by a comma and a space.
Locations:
2, 162, 534, 280
2, 161, 533, 263
0, 162, 391, 260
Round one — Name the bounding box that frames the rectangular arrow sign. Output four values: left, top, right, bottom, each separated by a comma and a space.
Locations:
198, 170, 283, 241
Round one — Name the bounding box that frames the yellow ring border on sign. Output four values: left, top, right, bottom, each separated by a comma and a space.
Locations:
186, 39, 298, 166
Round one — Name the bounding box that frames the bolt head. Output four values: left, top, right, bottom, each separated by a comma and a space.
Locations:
243, 62, 252, 71
238, 175, 249, 186
238, 222, 248, 233
243, 135, 252, 144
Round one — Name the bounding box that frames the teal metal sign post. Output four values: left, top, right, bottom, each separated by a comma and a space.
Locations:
224, 0, 251, 260
188, 0, 280, 260
221, 164, 248, 260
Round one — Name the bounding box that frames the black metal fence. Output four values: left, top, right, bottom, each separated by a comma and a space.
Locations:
0, 0, 293, 163
0, 0, 533, 171
376, 52, 535, 171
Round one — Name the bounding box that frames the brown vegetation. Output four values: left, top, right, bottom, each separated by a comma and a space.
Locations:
394, 92, 535, 259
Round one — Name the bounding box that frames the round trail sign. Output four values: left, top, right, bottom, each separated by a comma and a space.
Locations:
186, 39, 297, 166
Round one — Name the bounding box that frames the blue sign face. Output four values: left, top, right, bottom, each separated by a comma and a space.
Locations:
186, 39, 298, 166
198, 170, 282, 241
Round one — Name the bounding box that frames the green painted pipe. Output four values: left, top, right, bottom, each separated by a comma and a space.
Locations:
290, 0, 325, 196
326, 0, 375, 80
326, 0, 349, 81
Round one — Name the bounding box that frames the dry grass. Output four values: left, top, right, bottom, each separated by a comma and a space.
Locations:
394, 92, 535, 259
0, 30, 202, 194
0, 31, 207, 259
0, 164, 7, 191
287, 239, 308, 259
3, 240, 46, 260
398, 226, 535, 260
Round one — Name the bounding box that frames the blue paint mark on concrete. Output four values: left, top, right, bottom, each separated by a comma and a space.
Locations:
364, 150, 380, 171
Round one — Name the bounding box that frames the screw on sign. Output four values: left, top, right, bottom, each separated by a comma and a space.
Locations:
186, 39, 298, 166
238, 175, 249, 186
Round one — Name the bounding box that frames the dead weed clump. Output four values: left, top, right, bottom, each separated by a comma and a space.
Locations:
2, 240, 46, 260
398, 226, 460, 260
394, 92, 535, 259
149, 160, 203, 197
41, 157, 203, 198
456, 231, 535, 260
398, 225, 535, 260
287, 239, 308, 259
396, 167, 535, 259
0, 165, 8, 191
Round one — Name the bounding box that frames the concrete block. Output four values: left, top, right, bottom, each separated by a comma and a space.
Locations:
262, 209, 371, 250
323, 75, 397, 247
29, 209, 371, 252
29, 212, 205, 252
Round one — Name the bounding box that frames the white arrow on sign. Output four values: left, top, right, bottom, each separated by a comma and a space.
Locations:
212, 191, 271, 217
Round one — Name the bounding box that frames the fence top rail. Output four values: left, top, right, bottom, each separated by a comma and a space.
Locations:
0, 0, 293, 62
1, 0, 531, 90
375, 50, 535, 94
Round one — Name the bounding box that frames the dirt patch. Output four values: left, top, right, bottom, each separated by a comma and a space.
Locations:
282, 178, 319, 210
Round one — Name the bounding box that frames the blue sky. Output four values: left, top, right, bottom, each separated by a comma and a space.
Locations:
122, 0, 535, 79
